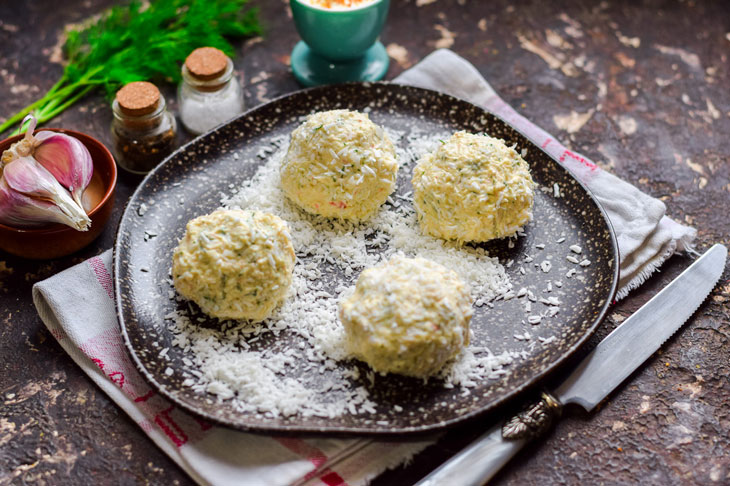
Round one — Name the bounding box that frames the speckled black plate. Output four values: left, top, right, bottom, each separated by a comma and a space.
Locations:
114, 83, 618, 435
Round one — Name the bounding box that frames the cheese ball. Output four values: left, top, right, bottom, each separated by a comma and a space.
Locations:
280, 109, 398, 221
172, 209, 295, 321
412, 131, 535, 242
339, 255, 472, 378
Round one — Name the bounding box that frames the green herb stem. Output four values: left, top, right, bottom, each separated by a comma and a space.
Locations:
38, 85, 98, 125
37, 79, 104, 117
1, 0, 261, 136
9, 80, 104, 135
1, 68, 105, 134
0, 97, 50, 134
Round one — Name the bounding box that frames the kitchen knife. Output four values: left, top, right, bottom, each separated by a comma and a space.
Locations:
415, 243, 727, 486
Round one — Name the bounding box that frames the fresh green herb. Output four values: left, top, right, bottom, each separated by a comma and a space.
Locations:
438, 139, 446, 144
1, 0, 261, 135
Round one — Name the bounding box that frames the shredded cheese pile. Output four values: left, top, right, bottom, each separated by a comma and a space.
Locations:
280, 110, 397, 221
413, 131, 535, 242
340, 255, 473, 378
165, 127, 518, 419
172, 209, 295, 321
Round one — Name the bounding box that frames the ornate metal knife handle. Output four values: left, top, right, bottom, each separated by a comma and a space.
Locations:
502, 391, 563, 441
415, 392, 564, 486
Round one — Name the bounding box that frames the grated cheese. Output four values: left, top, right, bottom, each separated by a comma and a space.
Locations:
280, 110, 398, 221
162, 127, 549, 420
340, 256, 472, 378
412, 131, 535, 243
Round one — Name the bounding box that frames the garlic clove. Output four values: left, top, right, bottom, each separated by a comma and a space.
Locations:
0, 177, 86, 229
2, 156, 91, 231
33, 130, 94, 208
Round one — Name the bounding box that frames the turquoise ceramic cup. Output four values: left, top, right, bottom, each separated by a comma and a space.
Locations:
290, 0, 391, 86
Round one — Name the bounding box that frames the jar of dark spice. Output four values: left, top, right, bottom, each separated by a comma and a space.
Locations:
111, 81, 177, 174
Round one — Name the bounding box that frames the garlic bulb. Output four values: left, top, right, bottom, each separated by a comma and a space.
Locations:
0, 155, 91, 231
2, 115, 93, 208
0, 115, 92, 231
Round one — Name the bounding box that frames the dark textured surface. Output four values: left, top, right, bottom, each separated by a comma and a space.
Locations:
1, 0, 729, 484
115, 83, 617, 434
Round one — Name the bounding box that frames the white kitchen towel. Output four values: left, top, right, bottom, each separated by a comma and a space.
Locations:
33, 251, 433, 486
32, 49, 697, 486
397, 49, 697, 298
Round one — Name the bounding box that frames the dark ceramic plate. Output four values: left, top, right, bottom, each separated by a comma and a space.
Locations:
114, 83, 618, 435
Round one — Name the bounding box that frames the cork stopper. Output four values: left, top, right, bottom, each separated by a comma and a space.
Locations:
116, 82, 160, 116
185, 47, 229, 81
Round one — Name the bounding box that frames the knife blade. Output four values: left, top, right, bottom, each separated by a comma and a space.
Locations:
415, 243, 727, 486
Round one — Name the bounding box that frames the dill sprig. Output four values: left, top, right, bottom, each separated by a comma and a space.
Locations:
1, 0, 261, 135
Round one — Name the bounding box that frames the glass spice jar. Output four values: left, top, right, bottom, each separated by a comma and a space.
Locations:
178, 47, 245, 135
111, 81, 177, 174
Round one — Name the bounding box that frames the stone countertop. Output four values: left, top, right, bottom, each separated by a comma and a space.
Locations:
1, 0, 728, 484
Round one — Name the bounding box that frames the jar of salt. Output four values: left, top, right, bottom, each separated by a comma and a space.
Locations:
178, 47, 245, 135
111, 81, 177, 174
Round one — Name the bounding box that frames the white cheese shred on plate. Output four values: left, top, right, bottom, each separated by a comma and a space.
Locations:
165, 127, 521, 420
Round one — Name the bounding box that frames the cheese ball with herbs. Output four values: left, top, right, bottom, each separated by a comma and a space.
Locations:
172, 209, 295, 321
280, 109, 398, 221
339, 255, 472, 378
412, 131, 535, 243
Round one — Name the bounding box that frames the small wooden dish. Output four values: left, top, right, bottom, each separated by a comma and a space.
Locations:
0, 129, 117, 259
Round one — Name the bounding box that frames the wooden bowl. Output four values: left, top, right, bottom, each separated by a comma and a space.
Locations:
0, 129, 117, 259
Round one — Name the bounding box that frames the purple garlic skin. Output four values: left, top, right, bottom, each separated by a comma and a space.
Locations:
0, 115, 92, 231
0, 177, 83, 229
1, 155, 91, 231
33, 130, 93, 208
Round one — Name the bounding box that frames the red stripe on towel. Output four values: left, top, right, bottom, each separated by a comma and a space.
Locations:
560, 149, 598, 171
154, 405, 188, 447
276, 438, 349, 485
88, 256, 114, 299
49, 327, 68, 342
320, 471, 347, 486
276, 438, 328, 469
134, 389, 156, 402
